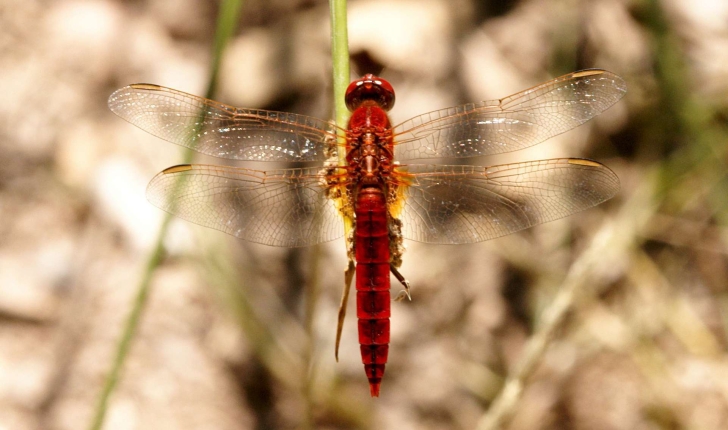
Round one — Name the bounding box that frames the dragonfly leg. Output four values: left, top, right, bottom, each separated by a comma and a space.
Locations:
391, 265, 411, 301
335, 259, 356, 362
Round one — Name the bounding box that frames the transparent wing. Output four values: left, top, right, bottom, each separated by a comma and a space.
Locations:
146, 164, 345, 247
109, 84, 340, 162
391, 159, 619, 244
392, 70, 626, 160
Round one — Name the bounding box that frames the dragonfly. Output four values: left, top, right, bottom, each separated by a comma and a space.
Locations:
109, 69, 625, 397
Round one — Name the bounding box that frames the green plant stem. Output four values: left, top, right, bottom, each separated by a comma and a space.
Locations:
86, 216, 171, 430
302, 4, 350, 408
328, 0, 356, 368
329, 0, 350, 140
87, 2, 243, 429
329, 0, 351, 240
208, 0, 244, 99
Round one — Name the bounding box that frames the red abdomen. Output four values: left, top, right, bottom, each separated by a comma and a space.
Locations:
355, 187, 390, 397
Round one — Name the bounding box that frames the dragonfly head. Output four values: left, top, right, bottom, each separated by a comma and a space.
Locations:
345, 74, 396, 112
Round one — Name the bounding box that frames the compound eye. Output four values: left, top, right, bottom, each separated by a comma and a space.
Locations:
344, 79, 363, 111
344, 75, 396, 111
376, 78, 395, 106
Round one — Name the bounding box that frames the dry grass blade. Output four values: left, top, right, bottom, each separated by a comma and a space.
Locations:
476, 167, 658, 430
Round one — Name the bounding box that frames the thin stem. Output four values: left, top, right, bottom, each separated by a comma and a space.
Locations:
208, 0, 245, 99
329, 0, 351, 138
328, 0, 356, 366
476, 167, 658, 430
86, 216, 172, 430
87, 2, 243, 429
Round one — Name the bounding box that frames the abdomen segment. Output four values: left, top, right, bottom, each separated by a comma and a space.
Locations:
354, 187, 391, 397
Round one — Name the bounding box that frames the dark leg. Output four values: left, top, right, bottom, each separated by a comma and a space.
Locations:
390, 264, 411, 301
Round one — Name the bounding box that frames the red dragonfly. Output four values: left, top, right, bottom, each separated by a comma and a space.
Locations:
109, 69, 625, 396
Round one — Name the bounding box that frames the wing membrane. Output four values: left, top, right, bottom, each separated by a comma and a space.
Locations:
109, 84, 340, 162
393, 70, 626, 160
146, 164, 345, 247
392, 158, 619, 244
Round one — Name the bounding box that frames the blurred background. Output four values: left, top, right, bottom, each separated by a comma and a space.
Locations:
2, 0, 728, 429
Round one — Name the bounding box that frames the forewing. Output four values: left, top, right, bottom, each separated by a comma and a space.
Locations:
392, 159, 619, 244
109, 84, 340, 162
146, 164, 345, 247
393, 70, 626, 160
